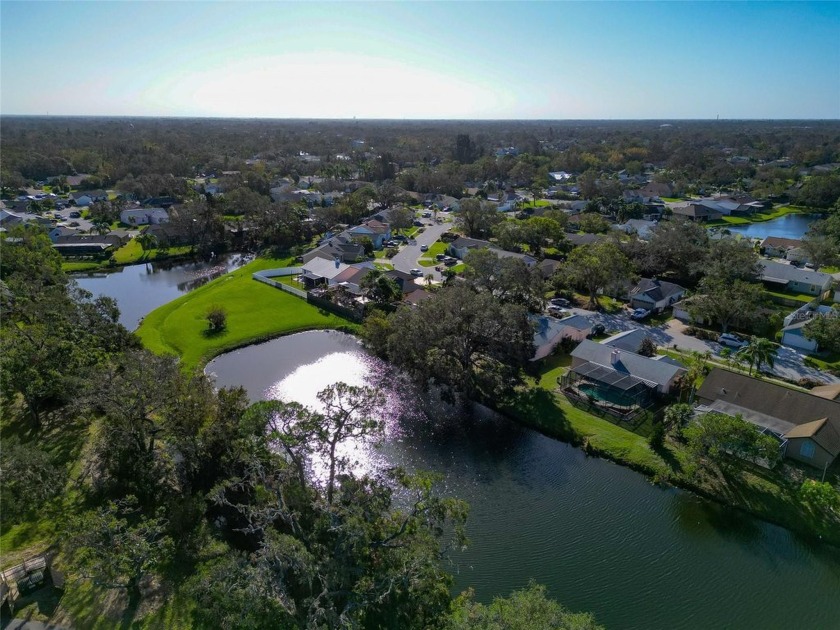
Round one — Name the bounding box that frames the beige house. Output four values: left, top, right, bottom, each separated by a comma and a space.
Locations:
697, 369, 840, 469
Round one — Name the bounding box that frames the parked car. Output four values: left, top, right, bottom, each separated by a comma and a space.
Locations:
549, 297, 570, 308
718, 333, 747, 348
69, 211, 81, 219
422, 211, 432, 218
630, 308, 651, 321
548, 306, 569, 317
410, 268, 423, 277
420, 244, 429, 252
393, 234, 408, 242
413, 220, 424, 227
436, 253, 447, 261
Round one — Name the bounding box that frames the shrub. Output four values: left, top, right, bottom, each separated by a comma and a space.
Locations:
206, 305, 227, 332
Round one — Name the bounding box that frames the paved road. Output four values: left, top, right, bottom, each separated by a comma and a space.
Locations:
569, 307, 839, 384
389, 213, 452, 282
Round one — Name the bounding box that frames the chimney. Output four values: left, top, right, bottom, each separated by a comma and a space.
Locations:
334, 256, 340, 268
611, 349, 621, 366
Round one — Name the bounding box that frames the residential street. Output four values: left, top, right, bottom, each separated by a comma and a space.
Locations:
389, 213, 452, 282
569, 307, 839, 384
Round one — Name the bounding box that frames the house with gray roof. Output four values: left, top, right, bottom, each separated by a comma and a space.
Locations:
780, 302, 837, 352
758, 260, 832, 298
628, 278, 686, 311
602, 329, 651, 354
447, 236, 536, 267
570, 339, 685, 397
302, 234, 365, 264
697, 368, 840, 468
530, 314, 592, 360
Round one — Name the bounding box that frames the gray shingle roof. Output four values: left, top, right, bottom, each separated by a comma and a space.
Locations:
759, 260, 832, 286
571, 339, 684, 388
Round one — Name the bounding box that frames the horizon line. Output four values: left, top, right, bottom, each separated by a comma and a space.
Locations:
2, 114, 839, 123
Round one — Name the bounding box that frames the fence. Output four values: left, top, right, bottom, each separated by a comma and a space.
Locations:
253, 267, 307, 298
253, 267, 363, 322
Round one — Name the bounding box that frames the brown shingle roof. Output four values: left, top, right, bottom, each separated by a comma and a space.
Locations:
697, 369, 840, 457
784, 418, 827, 439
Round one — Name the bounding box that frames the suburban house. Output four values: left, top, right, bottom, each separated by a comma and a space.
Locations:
0, 209, 24, 227
48, 226, 78, 242
549, 171, 573, 182
639, 182, 674, 198
780, 302, 837, 352
530, 314, 593, 361
447, 236, 536, 267
601, 329, 652, 354
52, 234, 126, 255
696, 369, 840, 468
568, 339, 686, 400
302, 234, 365, 264
758, 260, 832, 298
120, 207, 169, 226
760, 237, 808, 263
628, 278, 687, 312
141, 196, 178, 208
346, 219, 391, 249
564, 233, 600, 248
300, 257, 375, 288
670, 202, 723, 222
403, 287, 434, 306
332, 265, 375, 295
70, 190, 108, 206
613, 219, 658, 240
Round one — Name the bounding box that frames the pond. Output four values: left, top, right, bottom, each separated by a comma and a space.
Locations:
73, 253, 250, 329
206, 330, 840, 630
720, 213, 819, 240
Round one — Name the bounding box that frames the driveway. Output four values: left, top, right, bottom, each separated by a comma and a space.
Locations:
569, 307, 839, 384
389, 214, 452, 282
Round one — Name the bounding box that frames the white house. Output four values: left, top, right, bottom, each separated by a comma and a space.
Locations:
781, 302, 837, 352
120, 207, 169, 226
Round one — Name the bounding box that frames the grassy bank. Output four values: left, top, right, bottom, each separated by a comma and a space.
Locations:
497, 358, 840, 548
706, 205, 804, 227
62, 241, 194, 273
136, 256, 357, 371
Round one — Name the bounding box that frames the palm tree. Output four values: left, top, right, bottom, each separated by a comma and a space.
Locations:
683, 350, 711, 403
737, 336, 777, 376
92, 217, 111, 236
136, 232, 158, 252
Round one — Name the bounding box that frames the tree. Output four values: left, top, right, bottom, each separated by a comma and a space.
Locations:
800, 233, 839, 269
456, 198, 501, 238
384, 285, 534, 401
678, 350, 711, 403
684, 412, 781, 468
136, 231, 157, 252
736, 336, 777, 376
564, 241, 631, 309
688, 277, 764, 333
577, 213, 610, 234
799, 480, 840, 514
642, 219, 709, 281
449, 582, 602, 630
388, 205, 414, 234
63, 496, 174, 601
703, 238, 760, 283
207, 305, 228, 332
360, 269, 401, 305
92, 216, 112, 236
663, 403, 694, 437
803, 310, 840, 353
0, 438, 65, 523
637, 336, 657, 357
464, 248, 545, 311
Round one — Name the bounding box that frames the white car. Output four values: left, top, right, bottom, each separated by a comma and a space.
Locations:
410, 268, 423, 277
718, 333, 747, 348
420, 244, 429, 252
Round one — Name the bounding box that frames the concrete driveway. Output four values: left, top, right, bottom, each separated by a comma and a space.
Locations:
389, 214, 452, 282
569, 307, 839, 384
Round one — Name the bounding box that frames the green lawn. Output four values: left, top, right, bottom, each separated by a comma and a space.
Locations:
764, 289, 818, 304
112, 239, 193, 265
136, 256, 356, 371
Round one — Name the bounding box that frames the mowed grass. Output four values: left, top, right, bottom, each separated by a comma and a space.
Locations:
418, 240, 448, 266
137, 256, 356, 371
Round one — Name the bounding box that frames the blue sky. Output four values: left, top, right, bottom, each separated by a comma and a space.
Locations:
2, 1, 838, 119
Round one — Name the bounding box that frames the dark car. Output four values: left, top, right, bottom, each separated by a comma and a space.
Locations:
69, 211, 82, 219
587, 323, 606, 339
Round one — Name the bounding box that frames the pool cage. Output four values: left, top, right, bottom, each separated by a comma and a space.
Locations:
561, 362, 656, 417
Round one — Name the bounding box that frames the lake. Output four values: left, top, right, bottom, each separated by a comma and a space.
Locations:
73, 254, 250, 329
206, 330, 840, 630
722, 213, 819, 240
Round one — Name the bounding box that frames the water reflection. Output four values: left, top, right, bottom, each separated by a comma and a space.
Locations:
206, 331, 840, 630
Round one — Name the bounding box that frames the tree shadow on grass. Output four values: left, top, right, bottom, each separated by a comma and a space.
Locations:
652, 441, 684, 474
502, 388, 578, 444
201, 327, 227, 339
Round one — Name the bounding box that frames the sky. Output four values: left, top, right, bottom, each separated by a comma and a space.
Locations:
2, 1, 839, 119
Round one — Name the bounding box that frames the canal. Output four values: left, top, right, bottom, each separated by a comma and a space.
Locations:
72, 253, 250, 329
721, 212, 819, 240
206, 330, 840, 630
